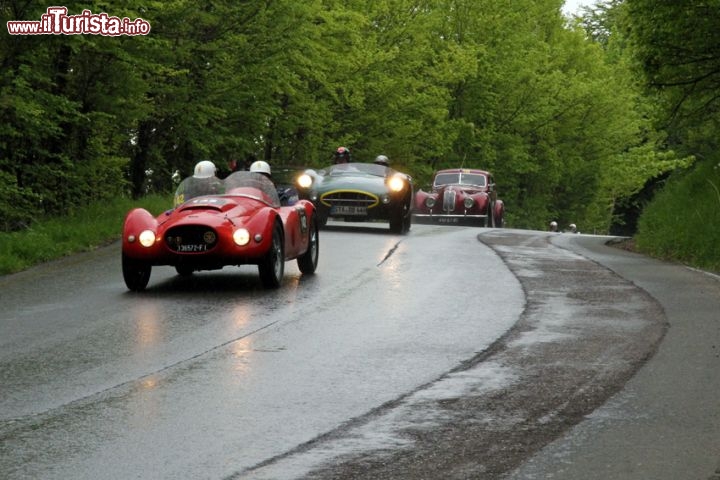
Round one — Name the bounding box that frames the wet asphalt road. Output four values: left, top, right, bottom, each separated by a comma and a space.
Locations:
1, 222, 522, 479
1, 223, 719, 479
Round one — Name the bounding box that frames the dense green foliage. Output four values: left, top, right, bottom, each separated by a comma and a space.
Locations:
635, 160, 720, 272
620, 0, 720, 269
2, 0, 690, 236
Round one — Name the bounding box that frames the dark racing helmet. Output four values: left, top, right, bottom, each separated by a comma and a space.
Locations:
334, 146, 351, 164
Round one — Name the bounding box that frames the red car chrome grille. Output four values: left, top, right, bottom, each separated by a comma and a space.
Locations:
165, 225, 218, 253
320, 191, 379, 208
442, 190, 457, 212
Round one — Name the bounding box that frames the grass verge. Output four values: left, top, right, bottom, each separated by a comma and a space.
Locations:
635, 158, 720, 274
0, 194, 170, 276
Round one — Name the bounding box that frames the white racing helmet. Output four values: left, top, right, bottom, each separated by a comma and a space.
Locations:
374, 154, 389, 167
193, 160, 217, 179
250, 160, 272, 177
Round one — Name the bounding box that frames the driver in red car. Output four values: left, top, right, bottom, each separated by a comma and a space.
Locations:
249, 160, 299, 206
250, 160, 273, 180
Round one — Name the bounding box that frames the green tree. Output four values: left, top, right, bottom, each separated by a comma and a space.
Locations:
1, 0, 695, 237
1, 1, 147, 225
625, 0, 720, 130
435, 0, 648, 230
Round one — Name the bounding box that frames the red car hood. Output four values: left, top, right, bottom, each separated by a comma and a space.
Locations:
167, 195, 262, 226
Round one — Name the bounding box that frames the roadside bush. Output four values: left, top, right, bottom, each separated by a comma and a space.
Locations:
635, 158, 720, 273
0, 194, 170, 275
0, 170, 40, 231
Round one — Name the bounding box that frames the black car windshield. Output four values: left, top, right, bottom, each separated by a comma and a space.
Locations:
434, 172, 487, 187
324, 162, 389, 177
174, 171, 280, 207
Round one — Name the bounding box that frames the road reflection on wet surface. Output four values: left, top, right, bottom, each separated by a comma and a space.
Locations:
0, 222, 523, 479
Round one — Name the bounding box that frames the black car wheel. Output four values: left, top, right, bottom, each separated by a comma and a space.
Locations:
258, 221, 284, 288
389, 212, 403, 233
122, 253, 151, 291
297, 216, 319, 274
390, 197, 412, 234
402, 209, 412, 233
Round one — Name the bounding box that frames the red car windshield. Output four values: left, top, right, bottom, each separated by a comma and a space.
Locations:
434, 172, 487, 188
174, 171, 280, 208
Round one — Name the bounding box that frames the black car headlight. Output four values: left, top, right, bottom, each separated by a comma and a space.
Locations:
297, 173, 313, 189
388, 175, 405, 192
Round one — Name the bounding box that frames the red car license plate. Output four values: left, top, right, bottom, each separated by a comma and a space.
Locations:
177, 244, 208, 252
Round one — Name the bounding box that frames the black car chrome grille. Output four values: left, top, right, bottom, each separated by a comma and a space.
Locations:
165, 225, 218, 253
320, 191, 379, 207
442, 190, 457, 212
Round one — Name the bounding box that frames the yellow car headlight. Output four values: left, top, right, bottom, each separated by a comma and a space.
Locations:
138, 230, 156, 247
233, 228, 250, 246
388, 175, 405, 192
297, 173, 313, 189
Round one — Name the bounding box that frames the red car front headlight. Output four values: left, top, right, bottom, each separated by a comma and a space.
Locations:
138, 230, 156, 247
233, 228, 250, 246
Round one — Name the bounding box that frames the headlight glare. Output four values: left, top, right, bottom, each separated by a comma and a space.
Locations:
138, 230, 156, 247
297, 173, 313, 189
388, 175, 405, 192
233, 228, 251, 246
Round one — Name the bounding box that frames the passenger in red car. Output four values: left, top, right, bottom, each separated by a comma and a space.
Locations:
250, 160, 273, 180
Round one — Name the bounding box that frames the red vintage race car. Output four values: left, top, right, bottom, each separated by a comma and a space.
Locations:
413, 168, 505, 227
121, 171, 319, 291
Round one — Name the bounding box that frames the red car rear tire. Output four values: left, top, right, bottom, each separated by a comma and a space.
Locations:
297, 216, 319, 274
258, 221, 284, 288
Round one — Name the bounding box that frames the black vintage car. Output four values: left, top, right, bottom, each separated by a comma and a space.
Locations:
295, 162, 413, 234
